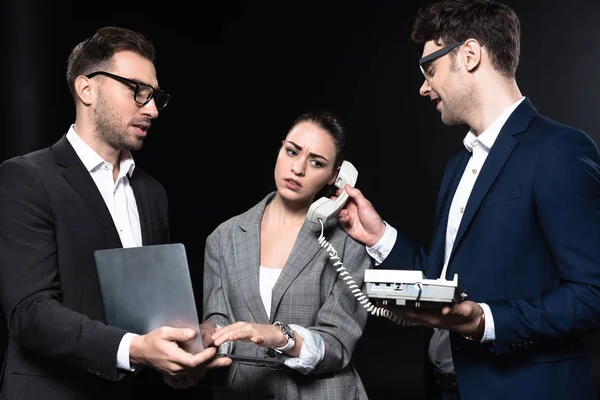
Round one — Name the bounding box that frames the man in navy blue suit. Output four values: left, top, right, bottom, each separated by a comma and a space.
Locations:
337, 1, 600, 399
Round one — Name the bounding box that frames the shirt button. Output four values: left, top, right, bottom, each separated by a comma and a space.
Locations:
460, 207, 464, 213
104, 165, 108, 170
472, 168, 477, 174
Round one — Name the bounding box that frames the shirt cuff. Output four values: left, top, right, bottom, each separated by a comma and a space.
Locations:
366, 221, 397, 266
479, 303, 495, 342
283, 324, 325, 375
116, 332, 138, 371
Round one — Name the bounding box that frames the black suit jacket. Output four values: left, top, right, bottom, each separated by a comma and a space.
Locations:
0, 135, 170, 399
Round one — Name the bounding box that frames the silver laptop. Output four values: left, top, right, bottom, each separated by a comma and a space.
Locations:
94, 243, 204, 354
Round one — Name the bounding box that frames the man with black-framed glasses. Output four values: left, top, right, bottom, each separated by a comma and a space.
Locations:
0, 26, 230, 400
335, 1, 600, 399
85, 71, 171, 111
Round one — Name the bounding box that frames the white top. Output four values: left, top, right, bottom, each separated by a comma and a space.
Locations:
259, 266, 283, 319
258, 265, 325, 374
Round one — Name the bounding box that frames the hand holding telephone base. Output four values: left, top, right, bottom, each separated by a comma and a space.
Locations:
306, 160, 462, 326
315, 218, 416, 327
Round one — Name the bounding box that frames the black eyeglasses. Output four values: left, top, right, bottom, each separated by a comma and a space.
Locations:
419, 41, 465, 81
86, 71, 171, 110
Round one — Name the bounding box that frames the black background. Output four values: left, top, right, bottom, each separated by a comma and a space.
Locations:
1, 1, 599, 398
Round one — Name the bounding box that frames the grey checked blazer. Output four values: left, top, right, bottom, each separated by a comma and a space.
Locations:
203, 192, 373, 400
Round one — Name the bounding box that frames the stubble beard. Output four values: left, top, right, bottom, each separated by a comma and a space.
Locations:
440, 102, 464, 126
94, 94, 144, 152
439, 57, 473, 126
440, 85, 473, 127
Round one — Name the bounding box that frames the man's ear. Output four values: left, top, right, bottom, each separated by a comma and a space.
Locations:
463, 39, 483, 72
75, 75, 94, 106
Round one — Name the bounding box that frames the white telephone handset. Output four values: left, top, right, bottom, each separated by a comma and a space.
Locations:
306, 160, 358, 224
308, 160, 414, 327
308, 160, 460, 328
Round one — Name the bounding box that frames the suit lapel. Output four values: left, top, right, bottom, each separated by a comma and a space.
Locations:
54, 136, 122, 248
234, 194, 273, 324
428, 150, 470, 277
270, 219, 323, 321
233, 193, 326, 324
129, 172, 152, 245
447, 99, 536, 268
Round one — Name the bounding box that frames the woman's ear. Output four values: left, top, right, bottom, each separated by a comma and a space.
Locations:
328, 165, 341, 186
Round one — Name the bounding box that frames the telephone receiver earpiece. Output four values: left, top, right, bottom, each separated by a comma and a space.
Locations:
312, 162, 417, 328
306, 161, 358, 224
334, 161, 357, 189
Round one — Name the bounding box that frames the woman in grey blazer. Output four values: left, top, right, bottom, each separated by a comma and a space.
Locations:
202, 110, 373, 400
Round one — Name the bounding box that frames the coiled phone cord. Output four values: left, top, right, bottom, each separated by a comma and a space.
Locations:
317, 220, 415, 327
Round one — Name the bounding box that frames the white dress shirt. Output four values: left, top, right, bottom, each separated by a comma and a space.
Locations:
259, 266, 325, 374
368, 97, 525, 374
66, 126, 141, 371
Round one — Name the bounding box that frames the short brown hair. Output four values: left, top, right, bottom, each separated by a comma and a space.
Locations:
411, 0, 520, 77
66, 26, 156, 99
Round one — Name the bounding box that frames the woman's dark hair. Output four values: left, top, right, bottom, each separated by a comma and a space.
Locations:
289, 109, 347, 199
291, 109, 346, 169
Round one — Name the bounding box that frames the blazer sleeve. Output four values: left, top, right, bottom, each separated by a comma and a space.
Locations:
311, 232, 374, 374
0, 158, 128, 380
378, 230, 427, 271
378, 149, 467, 273
489, 128, 600, 354
202, 227, 230, 327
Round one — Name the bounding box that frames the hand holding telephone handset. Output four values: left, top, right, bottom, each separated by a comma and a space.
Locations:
305, 161, 415, 326
307, 161, 465, 327
306, 160, 358, 224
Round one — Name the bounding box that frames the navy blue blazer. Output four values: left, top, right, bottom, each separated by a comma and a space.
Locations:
381, 98, 600, 399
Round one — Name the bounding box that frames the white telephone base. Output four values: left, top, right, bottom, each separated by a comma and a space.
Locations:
363, 269, 467, 308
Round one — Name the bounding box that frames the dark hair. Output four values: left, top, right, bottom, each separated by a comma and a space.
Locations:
290, 109, 346, 169
411, 0, 520, 77
66, 26, 156, 99
288, 109, 347, 199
